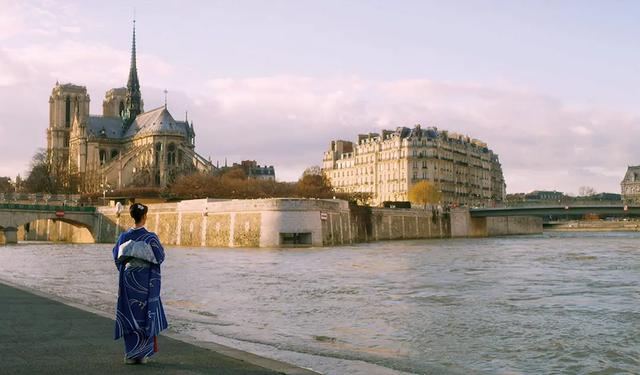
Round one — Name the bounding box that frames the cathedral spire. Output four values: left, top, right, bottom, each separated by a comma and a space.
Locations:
123, 19, 142, 128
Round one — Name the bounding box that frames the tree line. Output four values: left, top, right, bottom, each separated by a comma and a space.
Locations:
5, 149, 370, 203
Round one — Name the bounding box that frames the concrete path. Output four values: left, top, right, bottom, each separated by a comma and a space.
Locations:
0, 282, 317, 375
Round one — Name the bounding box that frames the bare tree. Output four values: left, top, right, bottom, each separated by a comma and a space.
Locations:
578, 186, 597, 197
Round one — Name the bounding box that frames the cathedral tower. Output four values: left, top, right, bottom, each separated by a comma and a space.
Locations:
103, 88, 127, 117
47, 83, 90, 169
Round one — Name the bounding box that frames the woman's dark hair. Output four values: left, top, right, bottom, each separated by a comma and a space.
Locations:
129, 203, 148, 224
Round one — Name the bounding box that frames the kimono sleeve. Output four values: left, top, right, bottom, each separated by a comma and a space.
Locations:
148, 233, 165, 264
112, 233, 126, 270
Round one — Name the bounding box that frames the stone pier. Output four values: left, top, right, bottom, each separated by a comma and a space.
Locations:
1, 227, 17, 244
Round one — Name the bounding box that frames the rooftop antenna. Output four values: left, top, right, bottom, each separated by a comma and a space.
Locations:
163, 89, 168, 109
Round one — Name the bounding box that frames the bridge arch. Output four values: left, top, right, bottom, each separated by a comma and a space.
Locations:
0, 207, 101, 244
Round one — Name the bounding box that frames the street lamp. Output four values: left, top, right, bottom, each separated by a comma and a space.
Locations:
100, 182, 111, 206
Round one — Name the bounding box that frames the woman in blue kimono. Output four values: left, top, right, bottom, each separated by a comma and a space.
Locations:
112, 203, 168, 364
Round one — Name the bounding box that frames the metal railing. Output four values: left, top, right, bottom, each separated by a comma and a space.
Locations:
0, 203, 95, 212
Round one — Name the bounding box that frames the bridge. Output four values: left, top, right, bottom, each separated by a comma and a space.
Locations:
470, 205, 640, 220
0, 204, 99, 244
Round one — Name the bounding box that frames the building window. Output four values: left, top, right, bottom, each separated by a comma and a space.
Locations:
110, 149, 118, 160
65, 96, 71, 127
178, 149, 183, 165
167, 143, 176, 166
63, 135, 69, 148
99, 149, 107, 166
119, 101, 125, 117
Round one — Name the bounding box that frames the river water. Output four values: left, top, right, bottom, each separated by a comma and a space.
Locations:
0, 232, 638, 374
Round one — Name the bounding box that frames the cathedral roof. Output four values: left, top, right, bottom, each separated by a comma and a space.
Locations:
87, 116, 126, 139
86, 106, 191, 140
123, 106, 191, 138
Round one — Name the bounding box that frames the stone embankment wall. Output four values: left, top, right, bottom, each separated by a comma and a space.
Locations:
8, 199, 539, 247
97, 199, 355, 247
95, 199, 450, 247
486, 216, 542, 236
369, 208, 450, 241
449, 208, 542, 237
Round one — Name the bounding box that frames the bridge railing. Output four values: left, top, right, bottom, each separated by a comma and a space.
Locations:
504, 200, 623, 208
0, 203, 95, 212
0, 193, 83, 206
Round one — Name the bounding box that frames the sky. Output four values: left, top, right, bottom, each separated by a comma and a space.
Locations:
1, 0, 639, 194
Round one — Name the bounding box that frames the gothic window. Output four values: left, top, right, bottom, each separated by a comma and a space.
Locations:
155, 142, 162, 165
167, 143, 176, 166
65, 96, 71, 127
178, 149, 183, 165
99, 149, 107, 166
110, 149, 118, 160
63, 135, 69, 148
119, 101, 125, 117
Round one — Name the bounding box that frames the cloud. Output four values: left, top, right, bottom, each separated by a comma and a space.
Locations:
178, 76, 638, 194
0, 0, 83, 40
0, 35, 637, 194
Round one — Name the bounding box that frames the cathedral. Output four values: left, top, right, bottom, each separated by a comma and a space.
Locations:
46, 22, 213, 193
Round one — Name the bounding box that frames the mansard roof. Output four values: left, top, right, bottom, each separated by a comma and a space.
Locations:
622, 166, 640, 183
124, 106, 191, 138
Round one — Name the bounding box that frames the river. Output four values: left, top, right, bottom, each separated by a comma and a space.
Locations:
0, 232, 638, 374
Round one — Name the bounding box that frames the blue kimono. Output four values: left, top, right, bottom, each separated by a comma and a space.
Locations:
112, 227, 168, 360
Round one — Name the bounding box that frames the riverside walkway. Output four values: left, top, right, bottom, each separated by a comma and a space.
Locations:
0, 282, 317, 375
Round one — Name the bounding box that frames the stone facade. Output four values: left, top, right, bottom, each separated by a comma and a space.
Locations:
621, 166, 640, 204
322, 125, 506, 206
47, 22, 213, 193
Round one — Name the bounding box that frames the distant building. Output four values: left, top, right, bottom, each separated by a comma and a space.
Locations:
525, 190, 565, 201
215, 160, 276, 181
238, 160, 275, 181
322, 125, 506, 206
621, 166, 640, 204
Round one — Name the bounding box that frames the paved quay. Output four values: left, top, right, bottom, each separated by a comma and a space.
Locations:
0, 281, 318, 375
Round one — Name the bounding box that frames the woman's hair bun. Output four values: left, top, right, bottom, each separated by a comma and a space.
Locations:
129, 203, 148, 223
